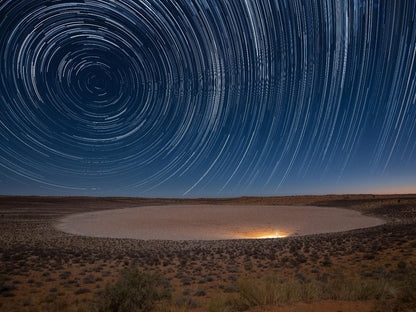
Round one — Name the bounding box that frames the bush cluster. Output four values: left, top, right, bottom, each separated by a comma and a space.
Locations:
96, 268, 171, 312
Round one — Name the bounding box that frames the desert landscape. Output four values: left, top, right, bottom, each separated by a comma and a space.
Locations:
0, 194, 415, 311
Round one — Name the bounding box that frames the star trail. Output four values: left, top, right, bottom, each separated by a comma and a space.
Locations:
0, 0, 415, 197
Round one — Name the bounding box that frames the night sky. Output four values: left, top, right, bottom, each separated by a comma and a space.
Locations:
0, 0, 415, 197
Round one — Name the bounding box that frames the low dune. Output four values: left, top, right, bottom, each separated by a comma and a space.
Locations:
56, 204, 385, 240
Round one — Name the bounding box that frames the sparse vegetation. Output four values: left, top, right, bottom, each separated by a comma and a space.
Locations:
210, 269, 416, 311
95, 267, 171, 312
1, 195, 416, 311
375, 269, 416, 312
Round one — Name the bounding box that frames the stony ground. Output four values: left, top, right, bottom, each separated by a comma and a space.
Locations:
0, 194, 415, 311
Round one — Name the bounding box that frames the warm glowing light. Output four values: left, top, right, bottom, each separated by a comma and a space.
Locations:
248, 231, 288, 239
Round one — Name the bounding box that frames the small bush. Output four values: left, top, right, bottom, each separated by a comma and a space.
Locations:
96, 267, 171, 312
74, 288, 91, 295
377, 270, 416, 311
397, 261, 407, 270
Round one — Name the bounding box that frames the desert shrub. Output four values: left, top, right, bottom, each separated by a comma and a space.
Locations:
400, 270, 416, 304
96, 267, 171, 312
74, 288, 91, 295
397, 261, 407, 271
238, 275, 323, 306
235, 274, 398, 309
329, 277, 394, 301
376, 269, 416, 312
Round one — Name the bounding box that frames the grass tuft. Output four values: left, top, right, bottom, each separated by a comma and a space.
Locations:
212, 272, 412, 311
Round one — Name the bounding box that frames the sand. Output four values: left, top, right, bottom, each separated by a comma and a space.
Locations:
55, 205, 385, 240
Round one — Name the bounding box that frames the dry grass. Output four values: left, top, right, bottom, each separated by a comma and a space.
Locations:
208, 269, 416, 312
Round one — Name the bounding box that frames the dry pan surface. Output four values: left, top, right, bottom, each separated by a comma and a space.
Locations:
55, 205, 385, 240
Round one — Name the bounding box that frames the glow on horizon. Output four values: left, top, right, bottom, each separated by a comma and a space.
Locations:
356, 185, 416, 196
247, 231, 289, 239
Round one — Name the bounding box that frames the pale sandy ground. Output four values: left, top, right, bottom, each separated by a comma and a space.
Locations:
55, 205, 385, 240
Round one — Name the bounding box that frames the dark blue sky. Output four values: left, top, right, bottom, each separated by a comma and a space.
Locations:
0, 0, 415, 197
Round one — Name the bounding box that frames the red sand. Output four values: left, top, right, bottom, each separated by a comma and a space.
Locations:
55, 205, 385, 240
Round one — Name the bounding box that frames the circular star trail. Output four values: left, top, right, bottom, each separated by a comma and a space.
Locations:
0, 0, 415, 196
